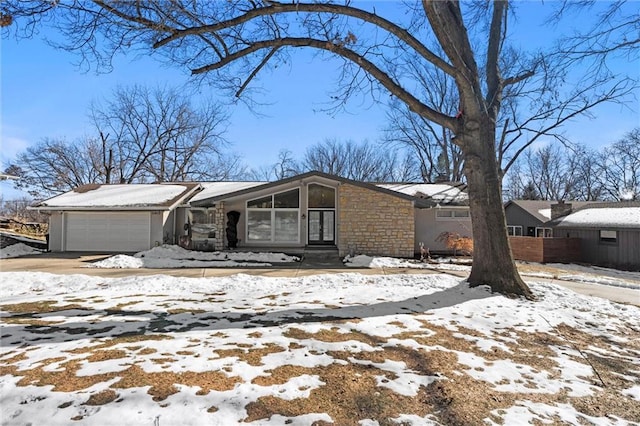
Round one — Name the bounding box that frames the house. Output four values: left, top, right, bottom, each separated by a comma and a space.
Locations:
32, 172, 471, 257
549, 201, 640, 271
504, 200, 596, 237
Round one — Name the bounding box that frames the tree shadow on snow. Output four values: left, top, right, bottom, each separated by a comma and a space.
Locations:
1, 282, 495, 349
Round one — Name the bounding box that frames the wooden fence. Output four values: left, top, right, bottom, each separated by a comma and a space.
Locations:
509, 236, 582, 264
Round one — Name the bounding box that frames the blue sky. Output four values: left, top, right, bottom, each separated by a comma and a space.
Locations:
1, 1, 638, 199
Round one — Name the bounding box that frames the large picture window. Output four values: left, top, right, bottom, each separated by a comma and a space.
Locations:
247, 189, 300, 243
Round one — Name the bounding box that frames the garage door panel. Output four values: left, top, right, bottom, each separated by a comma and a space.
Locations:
65, 212, 151, 252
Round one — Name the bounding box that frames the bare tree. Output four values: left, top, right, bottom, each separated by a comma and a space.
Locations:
300, 138, 419, 182
599, 128, 640, 200
90, 85, 234, 183
249, 149, 300, 181
6, 85, 243, 198
4, 1, 638, 297
383, 64, 464, 183
6, 137, 106, 198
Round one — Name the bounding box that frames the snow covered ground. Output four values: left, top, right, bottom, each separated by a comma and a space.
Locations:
0, 243, 44, 259
86, 245, 300, 269
1, 270, 639, 425
344, 254, 640, 289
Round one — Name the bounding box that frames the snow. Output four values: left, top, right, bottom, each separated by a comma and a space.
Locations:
1, 243, 639, 424
0, 271, 638, 425
37, 184, 192, 208
377, 183, 468, 204
538, 208, 551, 220
0, 242, 44, 259
554, 207, 640, 228
87, 245, 300, 268
189, 182, 266, 203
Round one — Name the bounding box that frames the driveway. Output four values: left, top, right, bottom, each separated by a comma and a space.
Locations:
1, 252, 638, 306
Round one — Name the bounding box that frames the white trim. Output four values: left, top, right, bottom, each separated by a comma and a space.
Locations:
507, 225, 523, 236
535, 227, 553, 238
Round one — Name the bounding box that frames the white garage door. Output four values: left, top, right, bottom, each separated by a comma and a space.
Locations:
65, 212, 151, 252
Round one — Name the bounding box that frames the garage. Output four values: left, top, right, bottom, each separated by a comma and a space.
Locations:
64, 212, 151, 252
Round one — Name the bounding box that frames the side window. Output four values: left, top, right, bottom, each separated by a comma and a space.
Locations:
599, 230, 617, 243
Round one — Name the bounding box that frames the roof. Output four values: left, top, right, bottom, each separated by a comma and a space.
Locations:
31, 172, 471, 211
551, 201, 640, 229
189, 171, 432, 207
189, 181, 266, 203
504, 200, 599, 223
32, 183, 201, 211
377, 183, 468, 206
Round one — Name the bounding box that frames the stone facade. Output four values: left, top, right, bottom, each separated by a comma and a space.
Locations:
337, 184, 414, 257
214, 202, 226, 251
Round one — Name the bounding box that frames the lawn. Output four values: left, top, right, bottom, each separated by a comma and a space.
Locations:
1, 270, 639, 425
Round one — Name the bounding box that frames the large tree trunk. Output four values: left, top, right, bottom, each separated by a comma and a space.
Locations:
463, 121, 533, 299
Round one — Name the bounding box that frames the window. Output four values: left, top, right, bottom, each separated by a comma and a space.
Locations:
308, 184, 335, 208
247, 195, 272, 209
247, 189, 300, 242
507, 225, 523, 236
599, 230, 617, 243
189, 209, 217, 240
535, 227, 553, 238
436, 209, 471, 221
247, 210, 272, 241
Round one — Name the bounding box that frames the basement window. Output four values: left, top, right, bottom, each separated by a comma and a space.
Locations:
599, 230, 617, 243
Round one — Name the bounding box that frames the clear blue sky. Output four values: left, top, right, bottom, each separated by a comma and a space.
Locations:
1, 1, 638, 199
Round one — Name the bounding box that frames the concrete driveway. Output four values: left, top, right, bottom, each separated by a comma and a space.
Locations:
1, 252, 638, 306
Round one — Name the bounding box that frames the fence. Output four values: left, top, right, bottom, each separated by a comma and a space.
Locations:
509, 236, 581, 264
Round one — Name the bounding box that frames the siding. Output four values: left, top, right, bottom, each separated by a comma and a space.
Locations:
554, 228, 640, 271
505, 204, 545, 236
414, 208, 473, 252
48, 212, 63, 252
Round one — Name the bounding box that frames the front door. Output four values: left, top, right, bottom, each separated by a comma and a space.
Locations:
308, 210, 335, 245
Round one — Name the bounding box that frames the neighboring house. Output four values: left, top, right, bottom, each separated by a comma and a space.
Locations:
32, 172, 471, 257
549, 201, 640, 271
504, 200, 596, 237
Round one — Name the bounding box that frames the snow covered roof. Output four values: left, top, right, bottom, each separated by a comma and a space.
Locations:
33, 183, 200, 210
188, 181, 266, 203
377, 183, 468, 205
505, 200, 598, 224
553, 202, 640, 229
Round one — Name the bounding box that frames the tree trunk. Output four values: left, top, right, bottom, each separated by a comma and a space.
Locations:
463, 121, 534, 299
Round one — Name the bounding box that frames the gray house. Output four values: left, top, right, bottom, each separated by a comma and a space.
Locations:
504, 200, 596, 237
32, 172, 472, 257
549, 201, 640, 271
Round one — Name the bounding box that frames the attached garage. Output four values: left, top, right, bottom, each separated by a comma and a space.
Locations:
31, 183, 201, 253
64, 212, 151, 252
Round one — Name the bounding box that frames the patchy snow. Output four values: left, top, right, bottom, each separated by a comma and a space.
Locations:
189, 181, 266, 202
0, 242, 44, 259
554, 207, 640, 228
343, 254, 472, 272
0, 271, 638, 425
88, 244, 299, 268
378, 183, 468, 204
37, 184, 192, 208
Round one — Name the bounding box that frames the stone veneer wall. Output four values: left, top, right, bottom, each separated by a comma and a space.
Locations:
338, 184, 414, 258
214, 202, 226, 251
